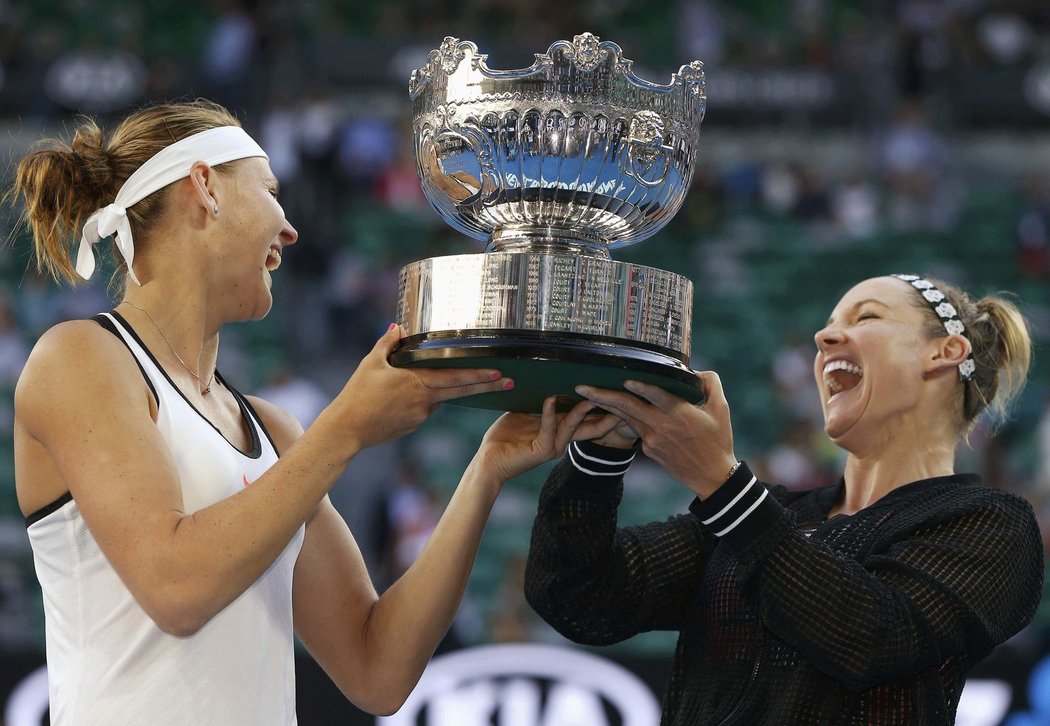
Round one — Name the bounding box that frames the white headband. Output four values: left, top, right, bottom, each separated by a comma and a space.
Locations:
77, 125, 268, 285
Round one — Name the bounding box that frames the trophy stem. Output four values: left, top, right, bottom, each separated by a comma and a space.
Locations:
486, 225, 611, 259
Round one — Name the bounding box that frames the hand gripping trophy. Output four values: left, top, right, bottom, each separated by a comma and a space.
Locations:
391, 33, 707, 412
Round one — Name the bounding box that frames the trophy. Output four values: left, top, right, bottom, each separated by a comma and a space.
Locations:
391, 33, 707, 412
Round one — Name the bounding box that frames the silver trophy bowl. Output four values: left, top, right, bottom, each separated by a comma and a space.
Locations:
391, 33, 707, 412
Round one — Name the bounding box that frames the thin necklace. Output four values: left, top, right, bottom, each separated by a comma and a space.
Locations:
123, 301, 215, 395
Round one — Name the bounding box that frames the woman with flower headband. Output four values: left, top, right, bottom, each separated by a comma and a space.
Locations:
8, 99, 619, 724
525, 274, 1044, 725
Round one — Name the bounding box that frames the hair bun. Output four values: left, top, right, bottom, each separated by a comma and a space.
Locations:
69, 120, 119, 200
12, 98, 241, 286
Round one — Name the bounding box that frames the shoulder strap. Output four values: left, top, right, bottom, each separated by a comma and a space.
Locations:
92, 311, 160, 408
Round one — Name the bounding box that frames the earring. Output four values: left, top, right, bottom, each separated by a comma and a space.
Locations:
212, 204, 219, 215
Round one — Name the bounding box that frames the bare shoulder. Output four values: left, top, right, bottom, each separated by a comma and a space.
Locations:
20, 318, 135, 382
16, 318, 147, 434
14, 317, 158, 514
24, 317, 127, 365
244, 395, 307, 453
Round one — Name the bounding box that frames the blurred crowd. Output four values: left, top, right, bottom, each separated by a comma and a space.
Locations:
0, 0, 1049, 656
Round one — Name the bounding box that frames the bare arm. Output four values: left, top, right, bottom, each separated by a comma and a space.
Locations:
290, 398, 621, 715
15, 322, 509, 636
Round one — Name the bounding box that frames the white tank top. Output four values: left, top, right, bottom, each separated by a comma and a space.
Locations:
25, 311, 304, 725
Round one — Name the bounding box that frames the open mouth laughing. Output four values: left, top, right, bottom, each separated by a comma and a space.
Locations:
823, 359, 863, 398
265, 247, 282, 272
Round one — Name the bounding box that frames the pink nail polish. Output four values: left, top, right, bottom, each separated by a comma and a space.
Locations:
502, 379, 515, 390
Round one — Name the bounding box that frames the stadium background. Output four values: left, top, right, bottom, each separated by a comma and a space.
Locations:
0, 0, 1048, 723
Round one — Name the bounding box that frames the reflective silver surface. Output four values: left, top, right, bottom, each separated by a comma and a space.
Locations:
398, 253, 693, 356
410, 32, 706, 254
398, 33, 704, 372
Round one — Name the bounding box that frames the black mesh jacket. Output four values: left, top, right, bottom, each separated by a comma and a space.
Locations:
524, 442, 1044, 725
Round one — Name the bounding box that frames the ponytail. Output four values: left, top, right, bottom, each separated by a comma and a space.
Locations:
5, 99, 242, 287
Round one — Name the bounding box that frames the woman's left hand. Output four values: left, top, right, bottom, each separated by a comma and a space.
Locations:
573, 373, 738, 499
476, 397, 623, 485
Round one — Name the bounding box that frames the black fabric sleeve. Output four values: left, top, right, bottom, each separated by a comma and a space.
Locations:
689, 460, 785, 540
524, 441, 718, 646
692, 464, 1045, 691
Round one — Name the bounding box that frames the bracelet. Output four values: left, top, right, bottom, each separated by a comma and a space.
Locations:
723, 461, 742, 483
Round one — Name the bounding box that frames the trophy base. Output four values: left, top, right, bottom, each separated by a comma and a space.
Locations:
389, 330, 704, 413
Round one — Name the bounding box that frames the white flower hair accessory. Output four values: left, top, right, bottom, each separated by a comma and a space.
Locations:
892, 274, 976, 382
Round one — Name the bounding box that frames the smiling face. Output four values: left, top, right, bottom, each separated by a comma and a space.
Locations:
812, 276, 943, 450
214, 157, 298, 319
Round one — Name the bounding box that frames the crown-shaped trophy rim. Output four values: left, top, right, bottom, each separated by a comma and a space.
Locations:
409, 32, 707, 105
409, 32, 707, 251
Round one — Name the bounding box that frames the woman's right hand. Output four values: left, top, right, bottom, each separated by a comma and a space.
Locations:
573, 372, 738, 499
587, 416, 641, 450
329, 324, 513, 451
474, 396, 623, 486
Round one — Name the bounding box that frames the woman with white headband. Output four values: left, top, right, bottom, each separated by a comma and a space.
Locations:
525, 274, 1044, 725
8, 100, 620, 724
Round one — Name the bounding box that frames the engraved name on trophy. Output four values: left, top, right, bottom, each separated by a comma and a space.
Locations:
391, 33, 707, 412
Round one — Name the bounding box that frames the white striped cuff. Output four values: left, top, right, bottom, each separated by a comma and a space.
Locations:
567, 441, 636, 477
689, 463, 771, 538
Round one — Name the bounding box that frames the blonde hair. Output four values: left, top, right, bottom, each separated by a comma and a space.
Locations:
906, 276, 1032, 432
5, 99, 242, 288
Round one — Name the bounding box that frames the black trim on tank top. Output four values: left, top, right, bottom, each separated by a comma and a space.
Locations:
93, 313, 160, 408
236, 391, 284, 457
103, 310, 262, 459
215, 370, 264, 459
25, 491, 73, 528
24, 314, 158, 529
